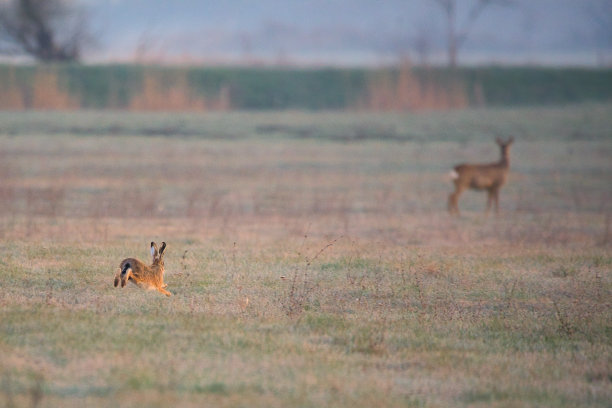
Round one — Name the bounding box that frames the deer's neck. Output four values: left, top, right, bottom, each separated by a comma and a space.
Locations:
499, 154, 510, 168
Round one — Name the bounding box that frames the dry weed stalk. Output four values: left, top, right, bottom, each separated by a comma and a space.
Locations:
551, 299, 575, 337
222, 242, 238, 282
414, 272, 427, 311
179, 249, 189, 276
220, 242, 251, 314
283, 235, 342, 318
502, 278, 518, 313
601, 213, 611, 246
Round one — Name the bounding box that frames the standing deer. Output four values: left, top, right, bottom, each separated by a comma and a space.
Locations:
448, 137, 514, 216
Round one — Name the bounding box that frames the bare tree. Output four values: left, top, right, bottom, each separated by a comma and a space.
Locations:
584, 0, 612, 66
0, 0, 93, 62
433, 0, 515, 68
412, 21, 434, 66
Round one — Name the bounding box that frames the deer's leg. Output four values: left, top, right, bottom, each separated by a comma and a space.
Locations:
448, 192, 459, 215
493, 188, 500, 215
486, 190, 494, 216
448, 184, 464, 216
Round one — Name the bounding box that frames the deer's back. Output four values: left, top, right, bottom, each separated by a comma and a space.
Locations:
454, 162, 508, 190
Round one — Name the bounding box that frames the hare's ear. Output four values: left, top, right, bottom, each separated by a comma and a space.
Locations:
150, 242, 158, 260
495, 137, 504, 146
506, 136, 515, 145
159, 242, 167, 257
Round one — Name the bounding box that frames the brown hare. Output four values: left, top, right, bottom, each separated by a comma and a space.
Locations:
113, 241, 171, 296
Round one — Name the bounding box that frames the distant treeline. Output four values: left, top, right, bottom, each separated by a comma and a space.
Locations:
0, 64, 611, 111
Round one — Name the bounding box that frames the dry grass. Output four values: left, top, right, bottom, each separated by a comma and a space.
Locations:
360, 61, 469, 111
0, 68, 232, 112
128, 71, 231, 112
0, 105, 610, 407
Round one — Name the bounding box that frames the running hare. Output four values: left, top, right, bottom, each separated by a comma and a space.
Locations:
114, 241, 171, 296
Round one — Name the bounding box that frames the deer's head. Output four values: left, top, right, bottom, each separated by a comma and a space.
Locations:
496, 136, 514, 160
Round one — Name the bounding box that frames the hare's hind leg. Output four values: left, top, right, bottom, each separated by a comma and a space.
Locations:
113, 268, 121, 287
121, 270, 133, 287
120, 266, 133, 288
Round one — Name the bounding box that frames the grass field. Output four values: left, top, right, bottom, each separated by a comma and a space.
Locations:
0, 103, 611, 407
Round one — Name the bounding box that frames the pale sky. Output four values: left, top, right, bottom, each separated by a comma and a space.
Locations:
47, 0, 612, 65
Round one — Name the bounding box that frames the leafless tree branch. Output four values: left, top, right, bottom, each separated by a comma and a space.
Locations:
432, 0, 516, 67
0, 0, 94, 62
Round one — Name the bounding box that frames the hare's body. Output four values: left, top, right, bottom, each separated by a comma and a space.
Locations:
114, 242, 171, 296
448, 137, 514, 216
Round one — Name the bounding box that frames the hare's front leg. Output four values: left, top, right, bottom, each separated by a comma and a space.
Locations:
158, 287, 172, 297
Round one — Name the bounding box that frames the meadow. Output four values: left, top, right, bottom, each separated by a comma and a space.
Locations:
0, 103, 611, 407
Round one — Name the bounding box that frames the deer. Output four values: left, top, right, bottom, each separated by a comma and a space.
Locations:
448, 137, 514, 216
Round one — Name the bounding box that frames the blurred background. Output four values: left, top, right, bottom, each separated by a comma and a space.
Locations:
85, 0, 612, 67
0, 0, 611, 111
3, 0, 612, 66
0, 0, 610, 241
